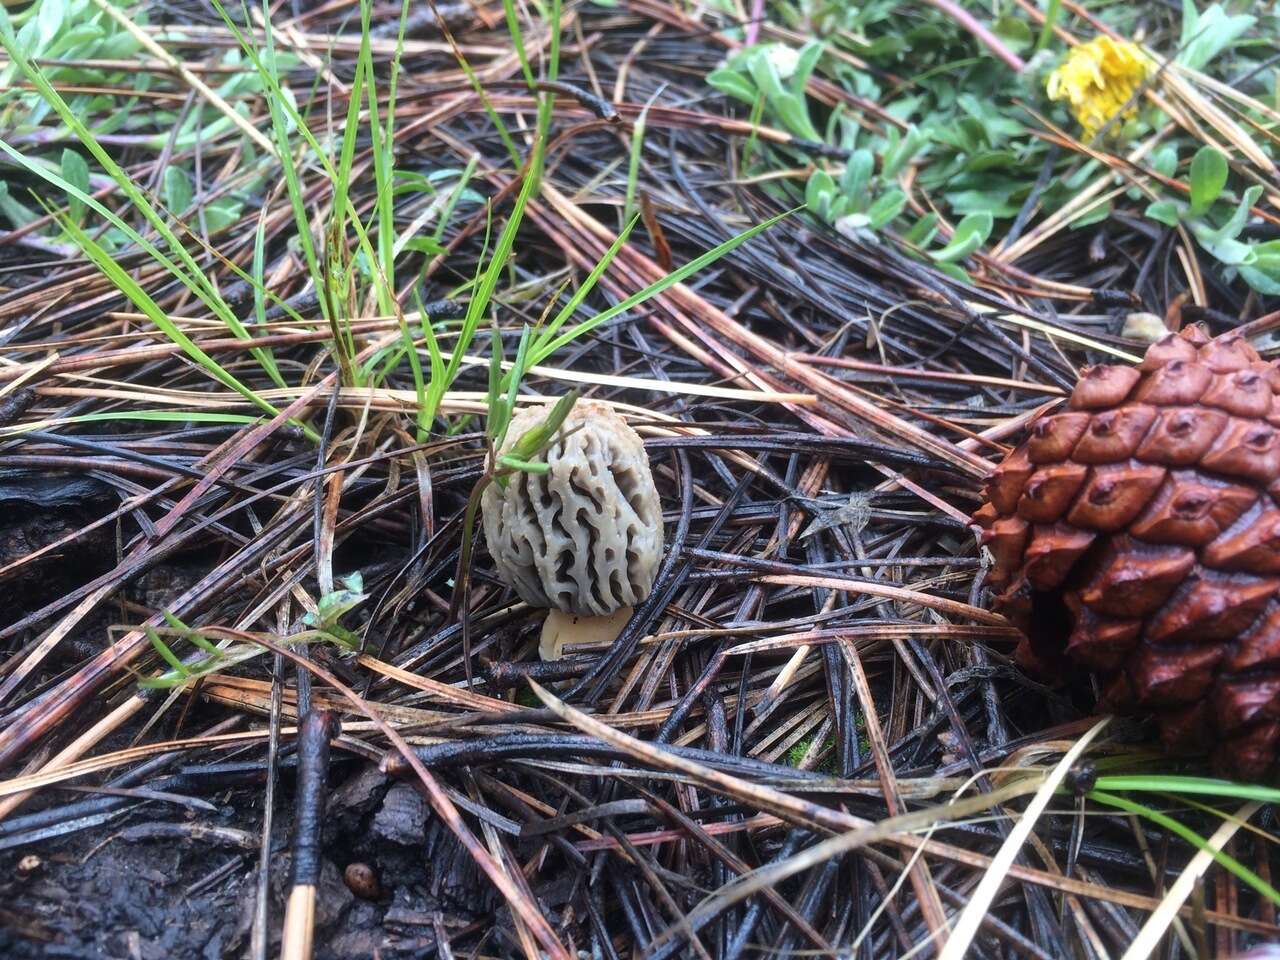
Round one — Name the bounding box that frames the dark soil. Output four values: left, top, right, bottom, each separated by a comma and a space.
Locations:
0, 751, 503, 959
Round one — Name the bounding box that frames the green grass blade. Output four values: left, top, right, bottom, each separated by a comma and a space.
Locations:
431, 156, 478, 245
163, 611, 223, 657
1091, 775, 1280, 804
367, 0, 408, 317
529, 209, 792, 365
502, 0, 536, 88
624, 90, 662, 223
446, 163, 539, 393
497, 323, 531, 445
146, 627, 192, 678
250, 207, 286, 389
0, 27, 280, 375
1089, 789, 1280, 907
246, 0, 326, 309
530, 0, 562, 192
214, 0, 392, 317
413, 289, 450, 433
53, 211, 294, 429
526, 214, 640, 366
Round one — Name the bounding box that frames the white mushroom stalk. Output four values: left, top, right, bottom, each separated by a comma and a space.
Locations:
481, 400, 665, 659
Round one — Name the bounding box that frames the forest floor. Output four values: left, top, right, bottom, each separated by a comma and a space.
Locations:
1, 0, 1279, 957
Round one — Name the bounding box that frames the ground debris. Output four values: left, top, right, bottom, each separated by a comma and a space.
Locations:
370, 783, 427, 847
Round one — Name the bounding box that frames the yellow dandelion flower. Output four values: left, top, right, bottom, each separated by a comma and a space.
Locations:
1046, 36, 1152, 140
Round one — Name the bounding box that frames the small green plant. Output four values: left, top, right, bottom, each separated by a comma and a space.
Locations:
0, 0, 291, 250
704, 2, 1279, 291
803, 147, 906, 234
708, 41, 825, 142
449, 387, 581, 684
301, 572, 370, 648
705, 26, 1016, 281
141, 579, 367, 689
1145, 145, 1280, 294
141, 613, 236, 690
785, 733, 837, 773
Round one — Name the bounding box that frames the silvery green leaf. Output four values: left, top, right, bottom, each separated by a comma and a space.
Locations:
1145, 200, 1182, 227
1188, 146, 1227, 215
1179, 2, 1255, 71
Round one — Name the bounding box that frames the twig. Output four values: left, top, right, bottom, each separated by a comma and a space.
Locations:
280, 709, 339, 960
921, 0, 1026, 72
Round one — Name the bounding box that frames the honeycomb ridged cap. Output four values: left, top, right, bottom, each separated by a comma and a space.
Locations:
481, 401, 664, 616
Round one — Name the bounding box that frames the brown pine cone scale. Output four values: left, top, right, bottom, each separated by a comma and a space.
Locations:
975, 324, 1280, 778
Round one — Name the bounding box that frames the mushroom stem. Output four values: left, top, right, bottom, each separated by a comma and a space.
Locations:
540, 607, 634, 661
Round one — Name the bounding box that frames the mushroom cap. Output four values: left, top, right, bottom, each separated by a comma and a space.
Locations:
481, 400, 664, 616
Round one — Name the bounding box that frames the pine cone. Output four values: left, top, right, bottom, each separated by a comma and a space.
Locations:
975, 324, 1280, 779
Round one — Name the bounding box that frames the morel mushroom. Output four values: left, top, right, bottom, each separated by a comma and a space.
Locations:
481, 400, 664, 660
974, 324, 1280, 778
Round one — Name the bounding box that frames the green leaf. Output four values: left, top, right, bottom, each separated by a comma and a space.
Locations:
1145, 199, 1182, 227
930, 211, 992, 263
840, 149, 874, 203
928, 122, 978, 154
163, 611, 222, 656
1090, 789, 1280, 908
486, 325, 504, 426
789, 39, 823, 97
1178, 2, 1256, 72
399, 236, 447, 256
1193, 231, 1254, 266
956, 95, 1023, 142
881, 125, 926, 179
146, 626, 191, 678
964, 150, 1019, 173
992, 15, 1032, 55
500, 325, 531, 441
1091, 775, 1280, 804
0, 25, 305, 416
1238, 239, 1280, 295
529, 210, 792, 365
1188, 146, 1228, 215
162, 166, 193, 215
45, 200, 285, 423
903, 212, 939, 247
0, 181, 36, 229
706, 67, 756, 104
945, 188, 1022, 219
934, 262, 971, 284
501, 0, 535, 86
525, 215, 640, 372
806, 168, 836, 218
774, 92, 819, 141
304, 572, 368, 631
865, 188, 906, 229
60, 148, 89, 225
35, 0, 67, 54
509, 391, 579, 462
1152, 143, 1179, 179
746, 48, 787, 101
202, 198, 241, 234
1187, 184, 1262, 266
1202, 184, 1261, 244
498, 454, 551, 474
1067, 199, 1112, 230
